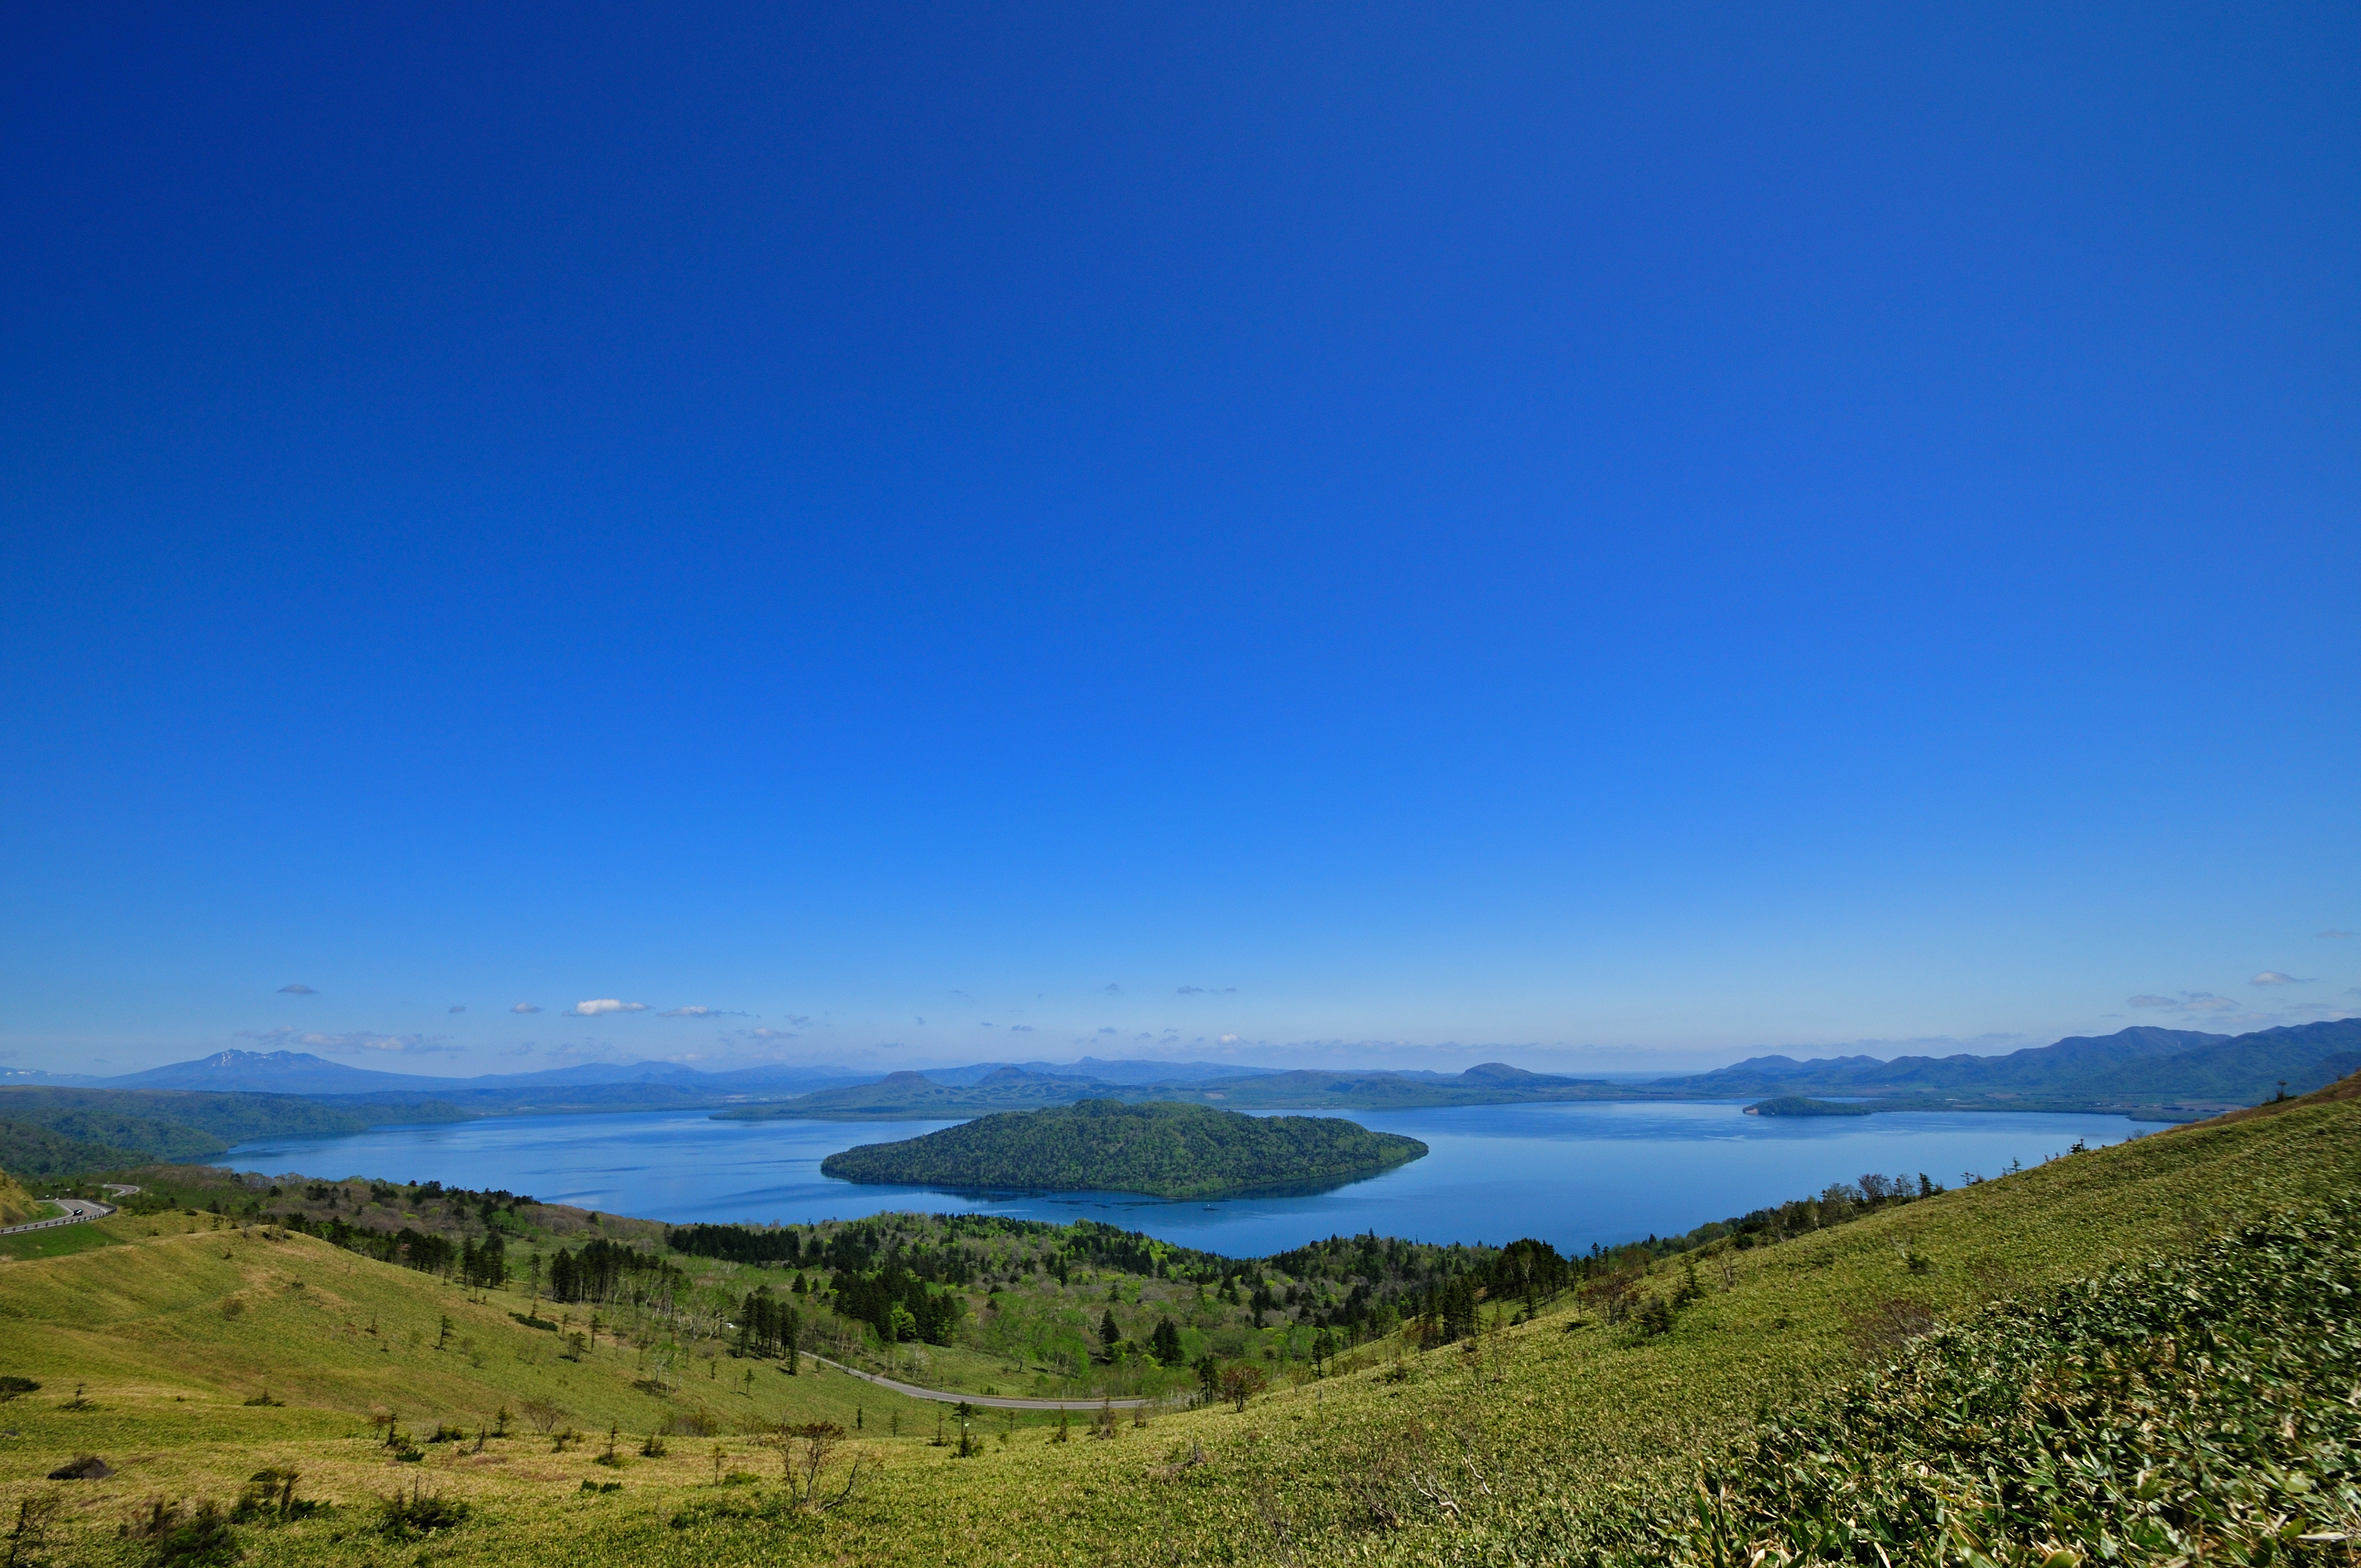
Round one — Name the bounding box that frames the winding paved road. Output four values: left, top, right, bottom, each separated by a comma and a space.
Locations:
0, 1194, 119, 1237
803, 1352, 1158, 1412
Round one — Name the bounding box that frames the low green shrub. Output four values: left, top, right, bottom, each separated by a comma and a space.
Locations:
1661, 1201, 2361, 1567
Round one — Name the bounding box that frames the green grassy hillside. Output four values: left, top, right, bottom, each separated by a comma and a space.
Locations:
0, 1086, 2353, 1566
818, 1098, 1428, 1197
0, 1167, 37, 1226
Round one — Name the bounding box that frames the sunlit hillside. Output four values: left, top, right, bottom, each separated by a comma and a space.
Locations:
0, 1085, 2355, 1565
0, 1169, 37, 1228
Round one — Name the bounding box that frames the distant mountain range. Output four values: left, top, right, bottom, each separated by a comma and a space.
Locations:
717, 1060, 1624, 1120
720, 1025, 2361, 1121
1656, 1020, 2361, 1118
0, 1049, 1276, 1098
5, 1020, 2357, 1153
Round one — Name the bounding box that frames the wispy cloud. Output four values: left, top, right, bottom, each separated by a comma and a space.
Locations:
2320, 930, 2353, 940
2129, 992, 2240, 1013
278, 983, 318, 995
1176, 986, 1238, 995
569, 999, 648, 1017
658, 1005, 737, 1019
1009, 1023, 1034, 1032
1102, 983, 1121, 995
239, 1028, 459, 1055
448, 1004, 467, 1014
511, 1003, 542, 1014
737, 1027, 798, 1042
1097, 1026, 1117, 1035
2251, 971, 2310, 987
915, 1015, 927, 1026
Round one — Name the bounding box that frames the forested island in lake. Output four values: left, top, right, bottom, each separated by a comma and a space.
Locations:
1744, 1096, 1872, 1117
817, 1098, 1429, 1198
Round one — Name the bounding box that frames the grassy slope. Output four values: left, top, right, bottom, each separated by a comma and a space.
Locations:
0, 1168, 37, 1226
1, 1091, 2354, 1566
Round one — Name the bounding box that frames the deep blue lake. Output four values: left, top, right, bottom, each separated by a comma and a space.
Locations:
226, 1101, 2147, 1258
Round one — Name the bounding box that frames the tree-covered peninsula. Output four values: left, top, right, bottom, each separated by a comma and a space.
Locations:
818, 1098, 1428, 1198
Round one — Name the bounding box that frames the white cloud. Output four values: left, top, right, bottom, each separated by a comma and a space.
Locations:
2128, 992, 2239, 1012
278, 983, 318, 995
279, 1031, 460, 1055
738, 1027, 798, 1042
2251, 972, 2310, 987
1218, 1032, 1239, 1044
545, 1040, 614, 1060
569, 999, 648, 1017
511, 1003, 542, 1014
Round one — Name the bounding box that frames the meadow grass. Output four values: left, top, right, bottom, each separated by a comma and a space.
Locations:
0, 1216, 119, 1265
2, 1093, 2355, 1566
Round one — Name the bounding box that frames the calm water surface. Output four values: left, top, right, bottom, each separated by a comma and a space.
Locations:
227, 1101, 2145, 1257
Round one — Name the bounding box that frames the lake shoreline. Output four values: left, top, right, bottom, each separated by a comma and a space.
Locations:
224, 1099, 2146, 1257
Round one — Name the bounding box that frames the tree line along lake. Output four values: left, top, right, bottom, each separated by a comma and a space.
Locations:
224, 1099, 2146, 1256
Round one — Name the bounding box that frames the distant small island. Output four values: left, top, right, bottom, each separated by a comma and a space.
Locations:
1744, 1096, 1873, 1117
818, 1098, 1428, 1199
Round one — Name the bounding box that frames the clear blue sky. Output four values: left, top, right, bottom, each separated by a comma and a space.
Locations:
4, 5, 2355, 1079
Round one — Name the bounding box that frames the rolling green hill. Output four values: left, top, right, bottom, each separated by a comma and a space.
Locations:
0, 1119, 145, 1181
0, 1086, 402, 1176
0, 1075, 2353, 1566
817, 1098, 1429, 1197
0, 1166, 38, 1225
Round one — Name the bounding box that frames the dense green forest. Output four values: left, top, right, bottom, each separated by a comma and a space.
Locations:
816, 1098, 1427, 1197
0, 1086, 389, 1175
